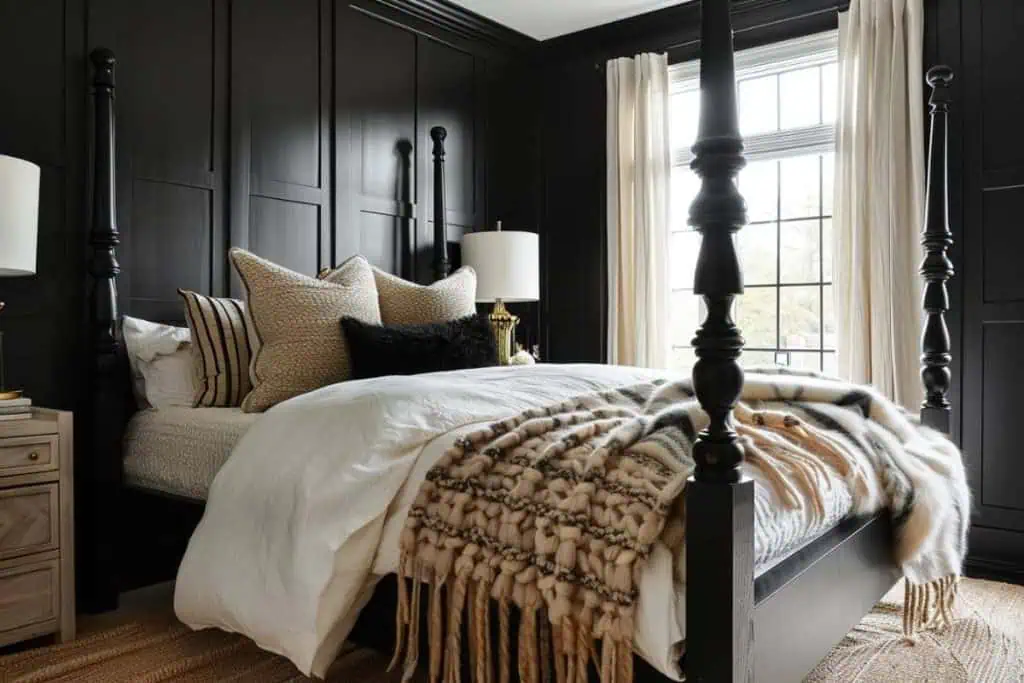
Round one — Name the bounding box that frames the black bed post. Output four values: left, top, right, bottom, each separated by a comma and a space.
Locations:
920, 66, 954, 434
83, 47, 123, 613
430, 126, 450, 281
684, 1, 754, 681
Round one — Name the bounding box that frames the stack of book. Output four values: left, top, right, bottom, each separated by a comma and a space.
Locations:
0, 396, 32, 421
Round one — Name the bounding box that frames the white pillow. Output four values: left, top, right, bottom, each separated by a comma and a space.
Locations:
122, 316, 195, 409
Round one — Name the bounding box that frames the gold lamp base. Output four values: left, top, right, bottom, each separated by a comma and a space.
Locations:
488, 299, 519, 365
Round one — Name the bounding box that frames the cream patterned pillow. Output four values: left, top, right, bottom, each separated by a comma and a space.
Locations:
320, 261, 477, 324
230, 248, 381, 412
372, 266, 476, 325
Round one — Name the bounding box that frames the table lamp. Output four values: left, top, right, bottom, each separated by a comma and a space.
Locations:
462, 222, 539, 365
0, 154, 41, 398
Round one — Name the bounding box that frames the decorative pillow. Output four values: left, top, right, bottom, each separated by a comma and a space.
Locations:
122, 316, 195, 409
320, 259, 477, 325
372, 266, 477, 325
340, 314, 497, 380
231, 248, 381, 412
178, 291, 254, 408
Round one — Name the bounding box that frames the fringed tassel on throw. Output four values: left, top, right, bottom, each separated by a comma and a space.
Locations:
903, 576, 959, 641
429, 580, 445, 683
475, 579, 494, 683
519, 604, 539, 683
444, 570, 471, 683
499, 600, 512, 683
403, 563, 426, 682
389, 554, 412, 672
539, 613, 553, 683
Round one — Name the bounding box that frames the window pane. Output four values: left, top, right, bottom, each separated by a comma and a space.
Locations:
780, 220, 820, 284
742, 351, 778, 369
788, 351, 823, 372
823, 284, 836, 350
822, 218, 833, 281
739, 160, 778, 223
670, 290, 702, 348
780, 67, 820, 129
739, 75, 778, 136
670, 231, 702, 289
671, 347, 697, 373
780, 286, 820, 349
736, 287, 777, 348
823, 351, 838, 377
780, 155, 821, 220
671, 90, 700, 151
822, 62, 838, 124
671, 168, 701, 232
822, 152, 835, 215
737, 223, 778, 286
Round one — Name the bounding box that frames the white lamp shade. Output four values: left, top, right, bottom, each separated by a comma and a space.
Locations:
462, 230, 539, 303
0, 155, 40, 276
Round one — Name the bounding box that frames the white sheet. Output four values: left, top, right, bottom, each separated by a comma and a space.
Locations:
174, 364, 852, 680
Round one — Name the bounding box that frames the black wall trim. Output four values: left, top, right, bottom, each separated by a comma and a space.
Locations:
371, 0, 538, 55
543, 0, 845, 64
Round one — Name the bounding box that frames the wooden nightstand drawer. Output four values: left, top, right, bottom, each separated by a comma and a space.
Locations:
0, 484, 59, 561
0, 554, 59, 635
0, 436, 57, 477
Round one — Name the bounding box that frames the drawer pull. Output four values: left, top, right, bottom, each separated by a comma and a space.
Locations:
28, 451, 40, 461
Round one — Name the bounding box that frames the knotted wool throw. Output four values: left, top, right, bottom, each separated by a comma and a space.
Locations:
391, 369, 970, 683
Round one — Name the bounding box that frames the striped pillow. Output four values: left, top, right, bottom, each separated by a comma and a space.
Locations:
178, 290, 254, 407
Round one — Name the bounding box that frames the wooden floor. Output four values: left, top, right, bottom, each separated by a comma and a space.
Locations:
5, 578, 1024, 682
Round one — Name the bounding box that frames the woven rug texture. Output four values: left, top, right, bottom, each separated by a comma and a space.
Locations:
2, 578, 1023, 682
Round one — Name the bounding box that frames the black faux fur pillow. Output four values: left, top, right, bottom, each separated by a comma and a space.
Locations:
340, 314, 498, 380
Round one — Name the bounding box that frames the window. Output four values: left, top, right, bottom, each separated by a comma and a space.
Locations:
669, 31, 839, 374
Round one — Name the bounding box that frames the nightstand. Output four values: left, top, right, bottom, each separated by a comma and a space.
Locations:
0, 409, 74, 646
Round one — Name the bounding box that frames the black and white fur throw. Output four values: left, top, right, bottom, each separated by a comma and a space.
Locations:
637, 366, 969, 636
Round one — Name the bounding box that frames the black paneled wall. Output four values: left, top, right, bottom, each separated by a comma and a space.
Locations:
0, 0, 541, 410
0, 0, 540, 608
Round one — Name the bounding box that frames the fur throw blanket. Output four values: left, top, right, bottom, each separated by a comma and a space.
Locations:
391, 369, 969, 683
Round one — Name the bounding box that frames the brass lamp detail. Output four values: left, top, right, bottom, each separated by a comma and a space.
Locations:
488, 299, 519, 365
462, 222, 539, 365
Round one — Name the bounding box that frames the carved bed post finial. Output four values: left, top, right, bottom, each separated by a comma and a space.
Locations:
683, 2, 755, 681
689, 2, 747, 484
920, 65, 954, 434
430, 126, 449, 281
84, 46, 123, 613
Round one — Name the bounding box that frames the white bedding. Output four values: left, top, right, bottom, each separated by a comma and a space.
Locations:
174, 364, 853, 680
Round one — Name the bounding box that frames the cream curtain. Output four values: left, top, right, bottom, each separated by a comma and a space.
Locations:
606, 53, 671, 368
835, 0, 925, 411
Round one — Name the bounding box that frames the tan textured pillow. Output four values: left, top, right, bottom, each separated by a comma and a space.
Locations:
230, 248, 381, 412
372, 266, 477, 325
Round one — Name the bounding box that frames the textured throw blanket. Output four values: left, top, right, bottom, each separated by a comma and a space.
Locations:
392, 369, 969, 683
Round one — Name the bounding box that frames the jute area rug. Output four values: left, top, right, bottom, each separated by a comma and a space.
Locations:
2, 578, 1022, 682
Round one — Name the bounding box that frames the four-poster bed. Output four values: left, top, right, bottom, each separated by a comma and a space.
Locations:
83, 0, 956, 680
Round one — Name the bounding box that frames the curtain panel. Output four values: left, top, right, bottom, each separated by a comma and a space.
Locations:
834, 0, 925, 411
606, 53, 672, 368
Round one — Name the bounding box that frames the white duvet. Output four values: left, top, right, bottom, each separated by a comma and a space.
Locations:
174, 364, 852, 680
